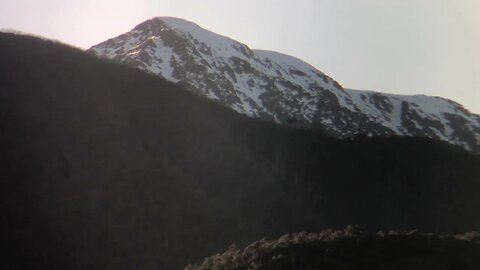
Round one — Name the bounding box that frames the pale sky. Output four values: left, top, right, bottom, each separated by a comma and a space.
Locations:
1, 0, 479, 113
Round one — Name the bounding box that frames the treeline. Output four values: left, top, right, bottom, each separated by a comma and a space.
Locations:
186, 226, 480, 270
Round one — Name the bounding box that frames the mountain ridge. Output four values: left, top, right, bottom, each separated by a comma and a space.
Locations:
3, 32, 480, 270
89, 17, 480, 152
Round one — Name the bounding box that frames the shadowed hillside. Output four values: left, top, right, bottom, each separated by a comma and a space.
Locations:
1, 33, 480, 269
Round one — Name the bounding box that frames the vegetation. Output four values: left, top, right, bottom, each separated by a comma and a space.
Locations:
1, 33, 479, 269
187, 226, 480, 270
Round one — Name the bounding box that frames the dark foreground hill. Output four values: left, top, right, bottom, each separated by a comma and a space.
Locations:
1, 33, 480, 269
186, 226, 480, 270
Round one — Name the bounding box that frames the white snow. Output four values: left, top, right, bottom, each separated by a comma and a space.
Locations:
89, 16, 480, 151
346, 88, 479, 140
159, 17, 252, 60
150, 38, 179, 82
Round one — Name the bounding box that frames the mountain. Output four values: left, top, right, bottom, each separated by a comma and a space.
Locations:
2, 33, 480, 269
89, 17, 480, 152
186, 226, 480, 270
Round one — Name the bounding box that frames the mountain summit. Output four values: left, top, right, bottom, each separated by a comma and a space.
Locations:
89, 17, 480, 151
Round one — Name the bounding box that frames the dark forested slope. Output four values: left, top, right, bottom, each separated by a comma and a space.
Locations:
1, 33, 479, 269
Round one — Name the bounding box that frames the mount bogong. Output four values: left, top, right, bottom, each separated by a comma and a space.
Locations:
89, 17, 480, 152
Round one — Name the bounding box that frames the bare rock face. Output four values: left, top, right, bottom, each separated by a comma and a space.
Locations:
89, 17, 480, 152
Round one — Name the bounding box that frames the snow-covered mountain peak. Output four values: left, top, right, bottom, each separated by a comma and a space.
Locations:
154, 17, 235, 44
135, 17, 255, 60
89, 18, 480, 152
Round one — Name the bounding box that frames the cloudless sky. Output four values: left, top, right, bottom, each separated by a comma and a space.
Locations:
1, 0, 479, 113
